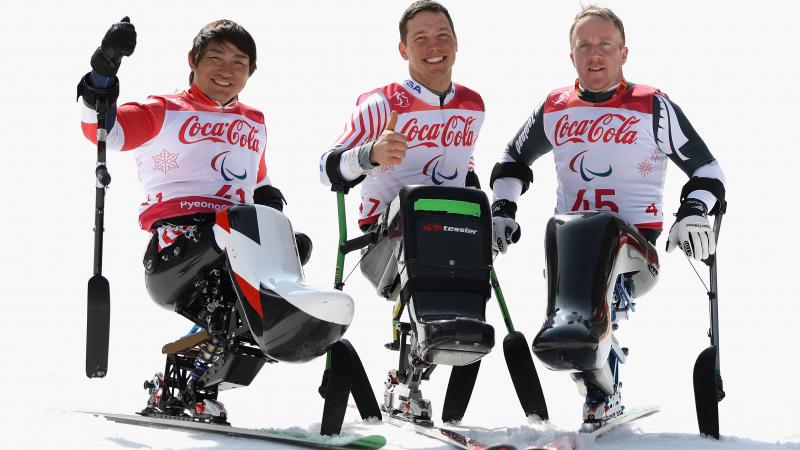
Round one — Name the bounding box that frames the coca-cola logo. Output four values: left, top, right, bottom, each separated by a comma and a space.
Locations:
178, 115, 261, 152
400, 115, 477, 149
554, 113, 639, 146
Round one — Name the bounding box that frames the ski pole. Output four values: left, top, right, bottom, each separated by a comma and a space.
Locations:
490, 269, 515, 333
334, 191, 347, 290
708, 212, 724, 392
86, 94, 112, 378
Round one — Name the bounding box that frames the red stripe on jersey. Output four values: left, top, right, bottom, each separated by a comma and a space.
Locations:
336, 115, 356, 145
139, 196, 234, 230
375, 103, 384, 139
358, 214, 380, 227
544, 83, 659, 115
234, 273, 263, 318
366, 104, 376, 143
635, 221, 663, 231
351, 107, 367, 147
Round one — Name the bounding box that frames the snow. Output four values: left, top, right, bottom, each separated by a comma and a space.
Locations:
2, 0, 798, 449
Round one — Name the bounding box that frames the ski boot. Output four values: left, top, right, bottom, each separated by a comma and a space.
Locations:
382, 369, 433, 425
180, 378, 229, 424
140, 372, 165, 415
580, 384, 624, 432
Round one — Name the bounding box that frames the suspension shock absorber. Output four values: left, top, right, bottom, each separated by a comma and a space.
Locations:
191, 336, 226, 382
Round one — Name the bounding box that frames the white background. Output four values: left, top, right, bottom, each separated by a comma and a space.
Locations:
1, 0, 797, 448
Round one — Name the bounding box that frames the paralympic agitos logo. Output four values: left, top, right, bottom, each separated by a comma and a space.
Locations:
178, 115, 261, 152
422, 155, 458, 185
211, 151, 247, 181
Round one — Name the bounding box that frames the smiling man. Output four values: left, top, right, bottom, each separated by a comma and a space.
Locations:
317, 0, 486, 422
489, 5, 727, 428
77, 18, 302, 420
319, 0, 484, 228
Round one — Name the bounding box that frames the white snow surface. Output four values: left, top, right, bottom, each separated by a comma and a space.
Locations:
2, 1, 798, 449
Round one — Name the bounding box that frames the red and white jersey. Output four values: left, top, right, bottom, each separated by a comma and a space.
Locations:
500, 82, 718, 230
321, 78, 485, 226
81, 85, 270, 230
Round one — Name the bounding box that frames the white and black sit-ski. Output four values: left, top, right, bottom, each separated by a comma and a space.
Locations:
135, 205, 381, 435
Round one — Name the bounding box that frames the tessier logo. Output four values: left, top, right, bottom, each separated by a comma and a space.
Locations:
178, 115, 261, 152
553, 113, 639, 146
401, 115, 477, 148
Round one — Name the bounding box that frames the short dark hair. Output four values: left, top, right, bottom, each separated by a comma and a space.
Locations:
569, 5, 626, 47
189, 20, 257, 84
399, 1, 455, 43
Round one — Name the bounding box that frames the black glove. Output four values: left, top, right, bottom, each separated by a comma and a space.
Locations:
91, 16, 137, 77
491, 200, 521, 254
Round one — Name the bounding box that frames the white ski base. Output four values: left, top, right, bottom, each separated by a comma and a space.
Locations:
525, 406, 660, 450
79, 411, 386, 449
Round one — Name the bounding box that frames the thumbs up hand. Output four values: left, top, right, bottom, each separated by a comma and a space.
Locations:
370, 110, 407, 166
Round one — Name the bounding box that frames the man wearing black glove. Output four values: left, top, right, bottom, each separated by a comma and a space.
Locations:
76, 18, 312, 420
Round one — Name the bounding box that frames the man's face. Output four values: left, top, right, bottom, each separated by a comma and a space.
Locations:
570, 15, 628, 92
399, 11, 457, 90
189, 40, 250, 104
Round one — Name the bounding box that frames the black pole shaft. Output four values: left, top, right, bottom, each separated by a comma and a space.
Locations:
93, 98, 109, 276
709, 214, 723, 370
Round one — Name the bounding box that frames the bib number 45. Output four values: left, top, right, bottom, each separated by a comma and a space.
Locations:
571, 188, 619, 212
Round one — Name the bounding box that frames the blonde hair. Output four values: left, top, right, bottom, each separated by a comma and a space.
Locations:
569, 5, 625, 47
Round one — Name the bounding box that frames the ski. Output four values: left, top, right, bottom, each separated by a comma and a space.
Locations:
382, 411, 516, 450
81, 411, 386, 449
523, 406, 659, 450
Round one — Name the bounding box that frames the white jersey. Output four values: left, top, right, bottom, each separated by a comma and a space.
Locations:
498, 82, 721, 231
320, 78, 485, 227
81, 85, 270, 230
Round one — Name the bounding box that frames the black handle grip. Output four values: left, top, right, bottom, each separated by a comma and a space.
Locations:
339, 231, 378, 254
96, 165, 111, 187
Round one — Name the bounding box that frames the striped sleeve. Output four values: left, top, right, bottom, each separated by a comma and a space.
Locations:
320, 92, 390, 186
334, 92, 391, 149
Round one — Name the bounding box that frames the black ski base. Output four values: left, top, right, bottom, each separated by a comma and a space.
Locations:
504, 331, 548, 420
442, 360, 481, 423
86, 274, 110, 378
693, 346, 720, 439
321, 339, 382, 435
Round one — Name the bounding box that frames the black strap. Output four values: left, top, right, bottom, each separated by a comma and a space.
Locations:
77, 72, 120, 107
680, 176, 727, 215
400, 277, 490, 304
465, 171, 481, 189
254, 184, 287, 211
325, 148, 366, 194
490, 162, 533, 194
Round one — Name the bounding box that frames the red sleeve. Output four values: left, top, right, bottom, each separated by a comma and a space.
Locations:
80, 98, 167, 151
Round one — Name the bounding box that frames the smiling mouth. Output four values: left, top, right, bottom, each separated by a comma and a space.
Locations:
425, 56, 446, 64
212, 78, 232, 87
588, 66, 605, 72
